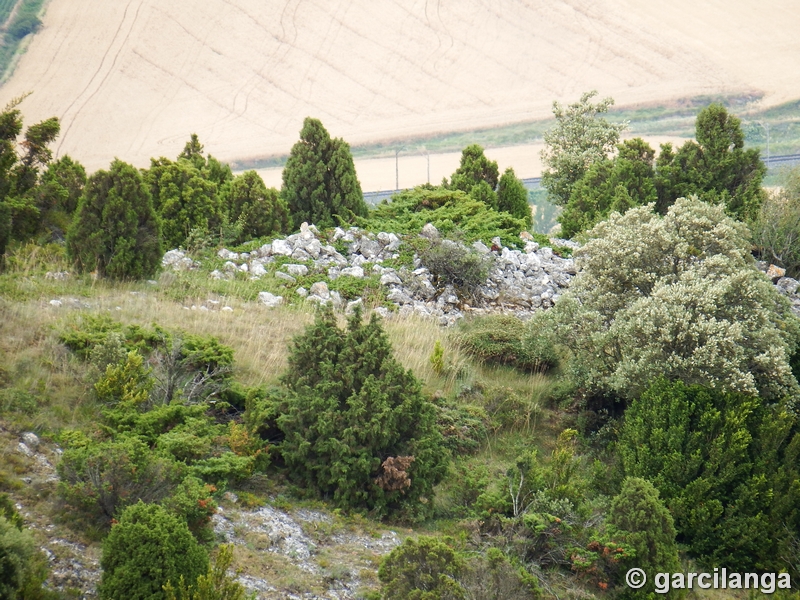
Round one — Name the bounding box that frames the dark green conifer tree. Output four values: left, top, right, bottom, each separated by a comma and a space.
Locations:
67, 159, 162, 279
277, 306, 445, 518
496, 167, 532, 227
609, 477, 681, 597
98, 502, 208, 600
281, 117, 367, 229
144, 157, 223, 249
450, 144, 500, 195
224, 170, 289, 242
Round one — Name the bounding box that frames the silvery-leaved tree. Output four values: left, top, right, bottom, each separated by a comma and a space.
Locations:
528, 196, 800, 402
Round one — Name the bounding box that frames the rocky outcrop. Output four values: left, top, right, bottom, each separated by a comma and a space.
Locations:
184, 222, 577, 326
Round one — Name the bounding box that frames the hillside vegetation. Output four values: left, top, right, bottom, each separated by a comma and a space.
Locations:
1, 93, 800, 599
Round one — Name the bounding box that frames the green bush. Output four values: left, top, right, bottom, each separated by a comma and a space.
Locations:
281, 117, 367, 229
363, 186, 528, 249
378, 536, 467, 600
67, 158, 162, 279
57, 434, 182, 524
164, 544, 253, 600
458, 315, 556, 372
532, 197, 800, 401
0, 515, 36, 600
608, 478, 680, 597
496, 167, 532, 228
99, 502, 208, 600
222, 170, 288, 243
419, 239, 491, 299
619, 379, 800, 574
277, 306, 446, 518
753, 173, 800, 278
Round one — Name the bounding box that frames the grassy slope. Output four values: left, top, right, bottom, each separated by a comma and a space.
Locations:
0, 241, 763, 599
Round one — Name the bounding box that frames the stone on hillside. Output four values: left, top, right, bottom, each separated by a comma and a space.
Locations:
258, 292, 283, 308
258, 242, 272, 256
520, 231, 533, 241
22, 432, 40, 449
310, 281, 330, 300
303, 238, 322, 258
291, 247, 311, 261
285, 264, 309, 276
296, 287, 308, 297
341, 266, 365, 278
223, 261, 237, 272
387, 288, 413, 305
238, 263, 249, 272
271, 239, 293, 256
380, 272, 402, 286
385, 232, 401, 252
250, 262, 267, 277
345, 298, 363, 314
420, 223, 440, 240
472, 241, 490, 254
524, 241, 540, 253
332, 227, 346, 241
163, 249, 186, 266
49, 299, 62, 307
767, 264, 786, 281
275, 271, 296, 283
360, 239, 382, 260
776, 277, 799, 295
218, 248, 239, 261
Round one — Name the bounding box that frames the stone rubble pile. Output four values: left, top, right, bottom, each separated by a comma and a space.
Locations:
759, 262, 800, 318
194, 222, 578, 325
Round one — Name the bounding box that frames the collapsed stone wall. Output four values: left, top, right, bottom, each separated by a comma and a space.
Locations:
163, 222, 579, 325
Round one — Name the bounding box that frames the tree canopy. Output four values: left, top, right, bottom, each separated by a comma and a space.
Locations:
281, 117, 367, 229
67, 159, 162, 279
540, 91, 627, 207
277, 306, 446, 518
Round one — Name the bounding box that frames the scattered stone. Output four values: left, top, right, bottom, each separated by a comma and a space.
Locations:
345, 298, 363, 314
767, 264, 787, 281
340, 266, 365, 278
258, 292, 284, 308
49, 299, 62, 307
285, 264, 309, 276
380, 272, 402, 286
776, 277, 800, 295
310, 281, 330, 299
420, 222, 440, 240
274, 271, 296, 283
17, 442, 34, 457
22, 432, 40, 449
221, 306, 233, 312
250, 262, 267, 277
296, 287, 308, 297
45, 271, 70, 280
271, 239, 293, 256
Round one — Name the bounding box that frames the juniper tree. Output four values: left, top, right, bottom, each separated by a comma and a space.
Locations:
67, 159, 162, 279
144, 157, 223, 249
281, 117, 367, 229
609, 477, 680, 597
496, 167, 532, 227
450, 144, 500, 208
619, 379, 800, 574
99, 502, 208, 600
277, 306, 445, 518
223, 170, 288, 243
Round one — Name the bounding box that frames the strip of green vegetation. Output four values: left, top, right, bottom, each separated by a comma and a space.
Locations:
0, 0, 47, 81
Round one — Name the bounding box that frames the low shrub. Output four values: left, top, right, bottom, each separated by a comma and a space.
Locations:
458, 315, 557, 372
419, 238, 492, 298
99, 502, 208, 600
